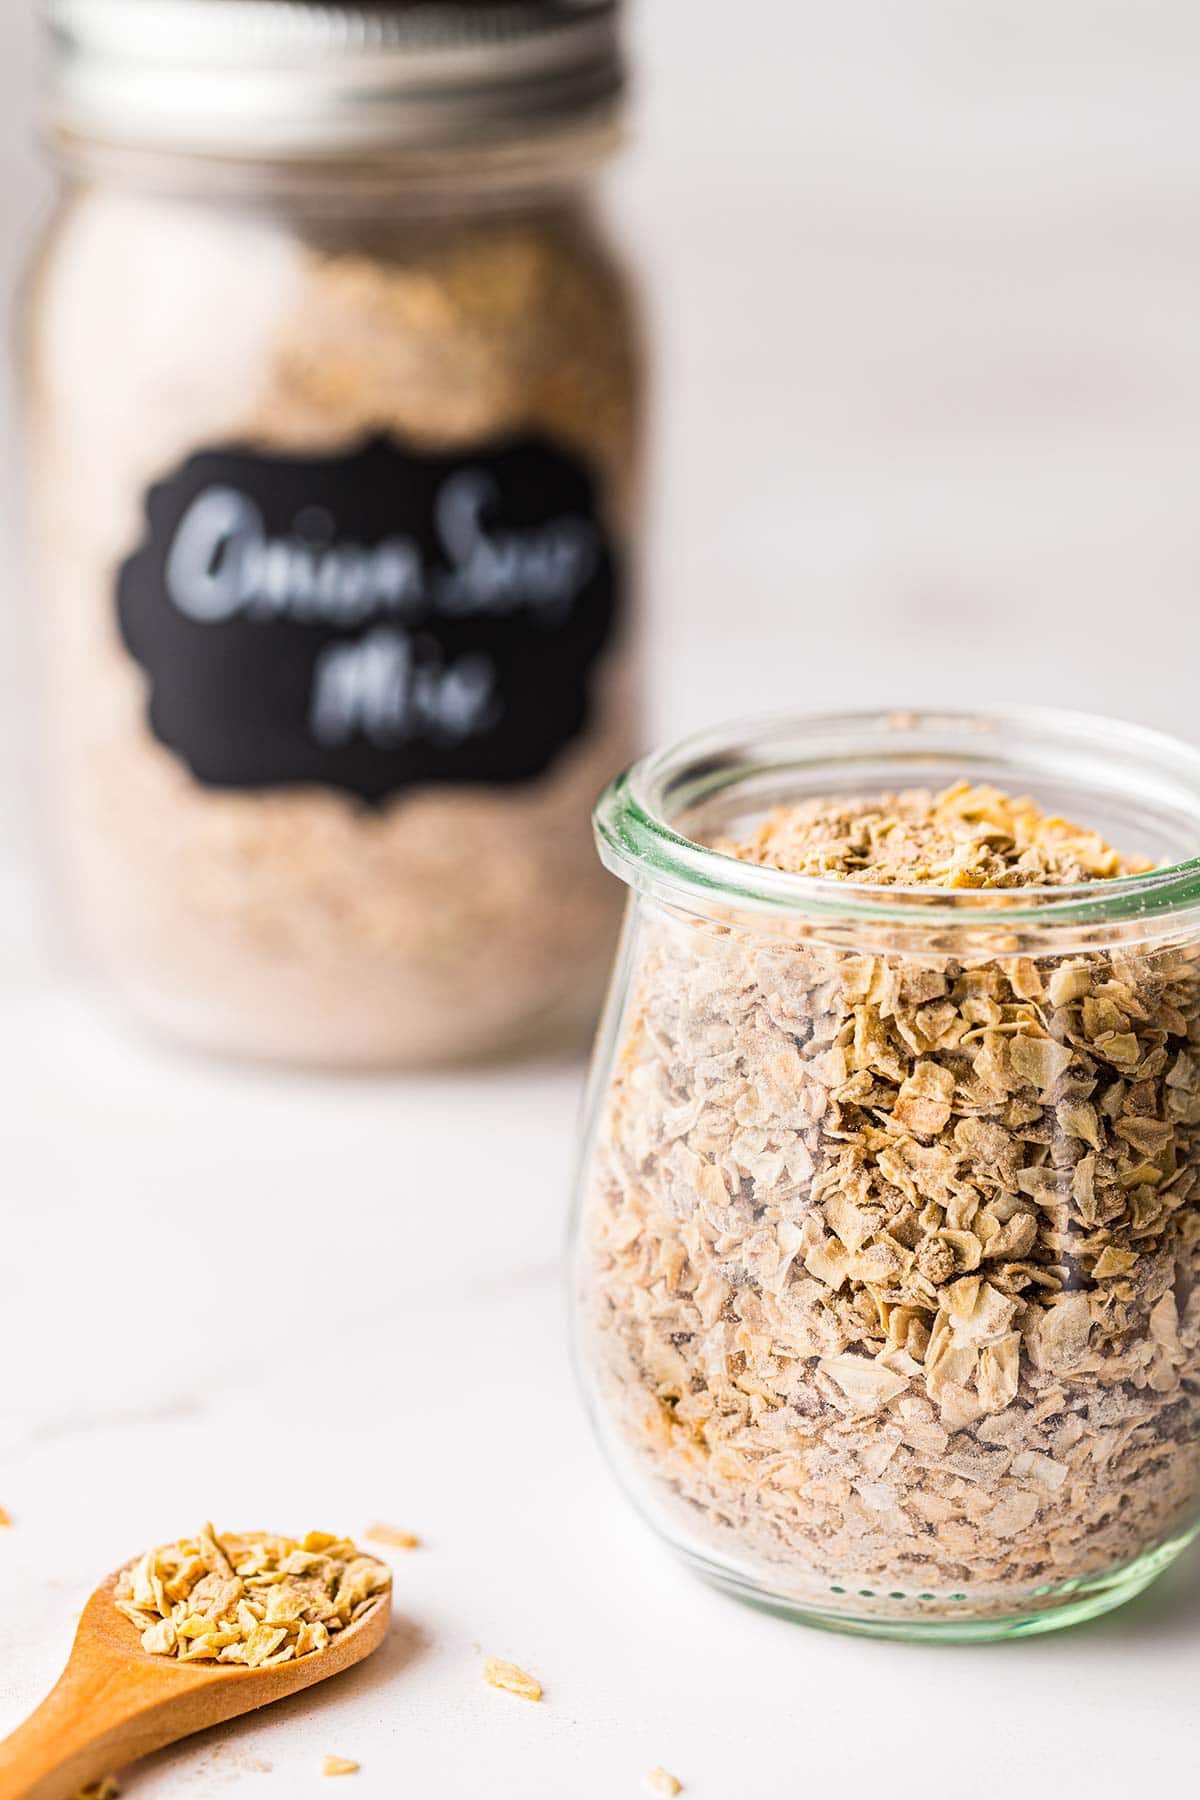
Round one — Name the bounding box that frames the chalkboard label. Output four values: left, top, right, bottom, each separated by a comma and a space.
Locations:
116, 433, 620, 801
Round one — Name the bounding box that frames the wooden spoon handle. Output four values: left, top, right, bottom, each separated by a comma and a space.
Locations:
0, 1579, 391, 1799
0, 1650, 166, 1800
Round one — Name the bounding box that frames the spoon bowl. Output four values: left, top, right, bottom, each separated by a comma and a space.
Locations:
0, 1563, 391, 1800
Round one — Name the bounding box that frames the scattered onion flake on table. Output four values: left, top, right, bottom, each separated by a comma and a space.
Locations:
114, 1525, 390, 1666
481, 1657, 543, 1701
321, 1756, 360, 1778
364, 1523, 420, 1550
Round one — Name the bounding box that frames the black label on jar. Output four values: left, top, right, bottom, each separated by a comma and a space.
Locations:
116, 434, 621, 802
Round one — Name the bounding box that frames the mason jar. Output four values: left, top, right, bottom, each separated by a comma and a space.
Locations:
572, 708, 1200, 1639
24, 0, 643, 1067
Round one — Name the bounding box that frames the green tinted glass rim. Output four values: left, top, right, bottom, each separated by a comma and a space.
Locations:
593, 706, 1200, 930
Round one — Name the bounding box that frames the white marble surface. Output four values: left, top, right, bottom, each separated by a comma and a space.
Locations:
2, 985, 1200, 1800
3, 3, 1200, 1796
2, 986, 1200, 1800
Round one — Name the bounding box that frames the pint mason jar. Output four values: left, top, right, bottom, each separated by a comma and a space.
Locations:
572, 709, 1200, 1639
24, 0, 642, 1067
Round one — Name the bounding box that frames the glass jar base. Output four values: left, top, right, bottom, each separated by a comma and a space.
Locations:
84, 957, 606, 1072
679, 1527, 1200, 1643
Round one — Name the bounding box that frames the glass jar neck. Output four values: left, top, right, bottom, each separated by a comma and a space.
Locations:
44, 113, 622, 216
596, 707, 1200, 949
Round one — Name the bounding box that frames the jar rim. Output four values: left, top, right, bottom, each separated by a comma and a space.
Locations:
594, 705, 1200, 930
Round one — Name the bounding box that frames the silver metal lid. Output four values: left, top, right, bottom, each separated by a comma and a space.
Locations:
40, 1, 625, 158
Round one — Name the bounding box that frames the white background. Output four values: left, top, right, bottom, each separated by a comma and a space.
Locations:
1, 5, 1199, 1798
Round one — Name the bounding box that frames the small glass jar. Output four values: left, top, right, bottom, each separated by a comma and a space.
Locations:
572, 708, 1200, 1639
24, 0, 642, 1066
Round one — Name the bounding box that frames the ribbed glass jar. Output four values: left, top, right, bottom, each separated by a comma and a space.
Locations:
571, 707, 1200, 1639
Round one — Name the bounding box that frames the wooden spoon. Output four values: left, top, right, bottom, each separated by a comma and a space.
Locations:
0, 1567, 391, 1800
